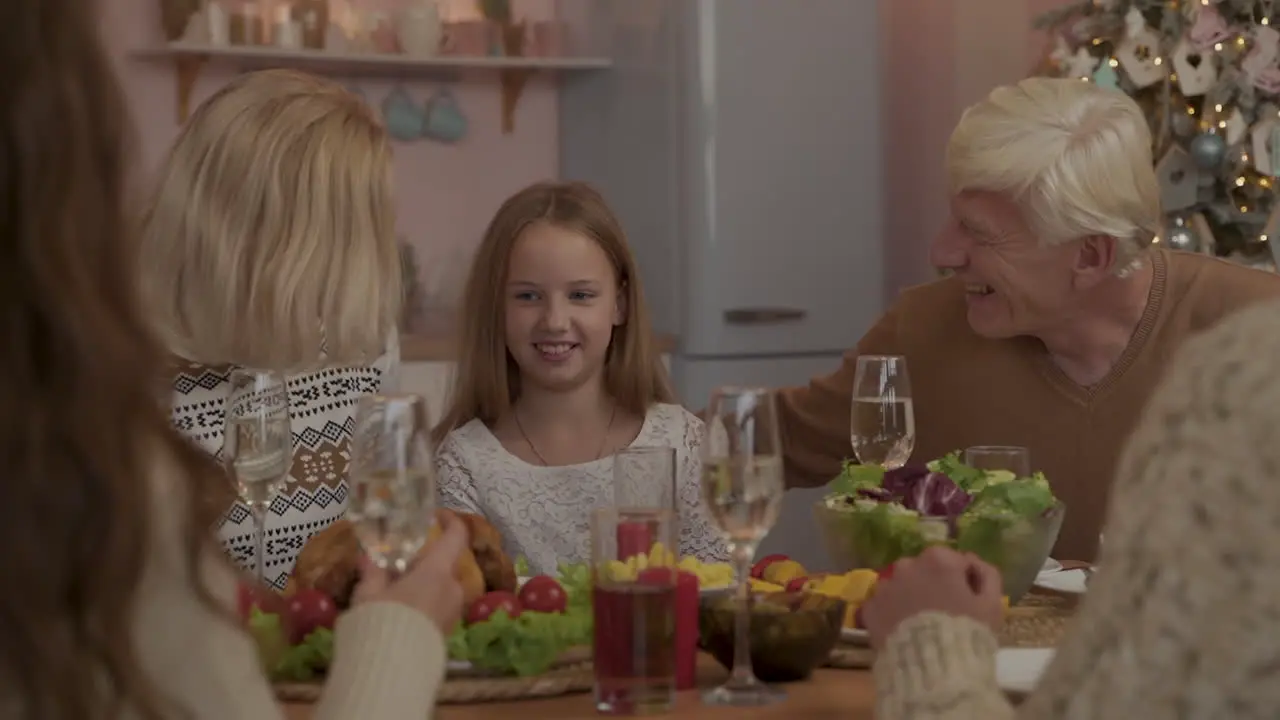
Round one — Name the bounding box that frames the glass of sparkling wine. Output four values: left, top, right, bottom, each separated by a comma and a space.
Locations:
850, 355, 915, 469
348, 394, 435, 574
221, 369, 292, 587
700, 386, 786, 707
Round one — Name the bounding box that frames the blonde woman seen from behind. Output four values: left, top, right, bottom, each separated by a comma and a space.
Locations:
140, 70, 404, 588
1, 2, 464, 718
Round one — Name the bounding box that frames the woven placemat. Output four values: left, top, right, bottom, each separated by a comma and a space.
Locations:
275, 648, 595, 705
822, 590, 1078, 670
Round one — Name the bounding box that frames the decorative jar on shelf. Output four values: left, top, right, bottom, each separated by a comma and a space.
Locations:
291, 0, 328, 50
397, 0, 442, 57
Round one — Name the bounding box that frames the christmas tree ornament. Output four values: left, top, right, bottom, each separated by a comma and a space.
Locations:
1161, 214, 1200, 252
1188, 4, 1232, 50
1116, 7, 1167, 88
1093, 59, 1120, 89
1171, 38, 1218, 96
1156, 146, 1201, 211
1066, 47, 1100, 78
1190, 131, 1229, 169
1242, 25, 1280, 80
1225, 109, 1249, 145
1250, 119, 1280, 175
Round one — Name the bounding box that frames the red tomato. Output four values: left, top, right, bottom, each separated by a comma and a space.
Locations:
237, 581, 289, 622
517, 575, 568, 614
466, 591, 523, 625
749, 554, 787, 579
286, 588, 339, 644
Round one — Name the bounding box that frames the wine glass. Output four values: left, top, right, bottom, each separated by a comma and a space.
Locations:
850, 355, 914, 469
347, 394, 435, 574
699, 387, 786, 707
963, 445, 1031, 477
221, 369, 292, 587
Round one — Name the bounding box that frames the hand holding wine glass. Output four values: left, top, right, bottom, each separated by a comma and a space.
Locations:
700, 386, 786, 706
348, 394, 436, 574
351, 511, 470, 635
850, 355, 915, 469
221, 369, 292, 587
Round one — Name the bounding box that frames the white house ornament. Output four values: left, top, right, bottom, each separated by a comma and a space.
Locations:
1171, 38, 1218, 96
1155, 145, 1201, 211
1224, 108, 1248, 146
1250, 118, 1280, 176
1116, 8, 1167, 88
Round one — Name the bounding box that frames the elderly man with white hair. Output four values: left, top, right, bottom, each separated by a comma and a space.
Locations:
777, 77, 1280, 562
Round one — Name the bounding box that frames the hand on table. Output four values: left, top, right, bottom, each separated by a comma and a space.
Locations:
861, 546, 1004, 651
351, 512, 471, 635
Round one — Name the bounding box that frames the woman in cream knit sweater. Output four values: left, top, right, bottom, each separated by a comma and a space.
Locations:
0, 1, 462, 718
864, 298, 1280, 718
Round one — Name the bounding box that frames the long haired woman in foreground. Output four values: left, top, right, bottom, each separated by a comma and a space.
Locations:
0, 1, 464, 718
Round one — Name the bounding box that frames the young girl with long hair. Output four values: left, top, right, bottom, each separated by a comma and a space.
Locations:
434, 181, 727, 575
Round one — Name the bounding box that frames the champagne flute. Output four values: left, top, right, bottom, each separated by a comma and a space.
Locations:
700, 387, 786, 707
347, 394, 435, 574
221, 369, 292, 587
850, 355, 915, 469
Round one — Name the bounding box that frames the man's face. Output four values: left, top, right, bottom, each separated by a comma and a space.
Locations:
930, 190, 1082, 339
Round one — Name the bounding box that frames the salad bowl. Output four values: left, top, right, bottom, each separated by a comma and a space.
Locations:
813, 452, 1065, 603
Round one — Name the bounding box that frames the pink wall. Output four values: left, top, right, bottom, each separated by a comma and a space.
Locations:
105, 0, 561, 312
880, 0, 1062, 298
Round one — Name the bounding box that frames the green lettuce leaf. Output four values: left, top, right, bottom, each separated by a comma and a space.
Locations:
829, 460, 886, 496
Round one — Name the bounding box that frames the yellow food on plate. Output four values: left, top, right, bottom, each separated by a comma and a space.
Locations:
747, 577, 784, 592
677, 555, 734, 588
601, 543, 735, 588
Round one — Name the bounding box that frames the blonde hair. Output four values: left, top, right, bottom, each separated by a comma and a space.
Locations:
433, 181, 674, 443
947, 77, 1161, 274
138, 69, 401, 370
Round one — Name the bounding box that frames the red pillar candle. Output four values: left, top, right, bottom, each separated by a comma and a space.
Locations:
616, 520, 655, 561
674, 570, 699, 690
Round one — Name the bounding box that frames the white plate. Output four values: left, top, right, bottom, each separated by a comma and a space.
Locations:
996, 648, 1054, 695
1032, 568, 1088, 595
840, 626, 869, 644
1040, 558, 1063, 574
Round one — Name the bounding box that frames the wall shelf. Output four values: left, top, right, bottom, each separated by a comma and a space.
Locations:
131, 42, 612, 129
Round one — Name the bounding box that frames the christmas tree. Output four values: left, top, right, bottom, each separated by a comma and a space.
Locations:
1034, 0, 1280, 271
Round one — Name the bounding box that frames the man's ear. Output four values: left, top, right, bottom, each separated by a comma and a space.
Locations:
1074, 235, 1118, 287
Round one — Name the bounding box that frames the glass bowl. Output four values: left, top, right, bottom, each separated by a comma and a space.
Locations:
812, 500, 1065, 603
698, 591, 845, 682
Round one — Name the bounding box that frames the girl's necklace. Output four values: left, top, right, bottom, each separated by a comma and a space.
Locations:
514, 403, 618, 466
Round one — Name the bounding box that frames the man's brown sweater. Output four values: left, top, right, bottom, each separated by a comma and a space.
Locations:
777, 249, 1280, 561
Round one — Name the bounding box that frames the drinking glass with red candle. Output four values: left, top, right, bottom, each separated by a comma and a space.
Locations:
591, 506, 678, 715
612, 447, 677, 560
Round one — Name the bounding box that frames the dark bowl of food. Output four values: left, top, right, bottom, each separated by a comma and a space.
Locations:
698, 591, 845, 683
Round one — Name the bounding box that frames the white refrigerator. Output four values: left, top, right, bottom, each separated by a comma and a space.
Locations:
559, 0, 884, 570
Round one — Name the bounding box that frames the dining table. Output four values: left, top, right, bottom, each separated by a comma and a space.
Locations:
280, 654, 878, 720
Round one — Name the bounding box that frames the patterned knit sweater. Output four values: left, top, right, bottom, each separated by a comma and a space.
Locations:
874, 298, 1280, 719
169, 348, 398, 589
